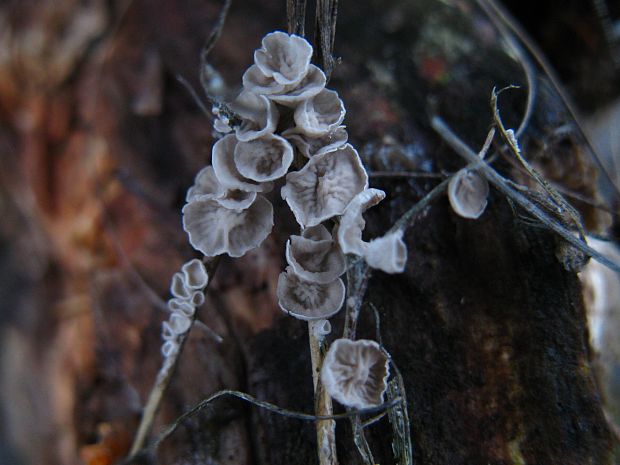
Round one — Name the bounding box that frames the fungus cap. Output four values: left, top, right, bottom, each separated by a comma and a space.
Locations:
337, 188, 386, 256
168, 298, 195, 317
281, 144, 368, 228
285, 224, 346, 284
242, 64, 285, 95
181, 259, 209, 290
364, 231, 407, 273
294, 89, 345, 136
276, 266, 345, 321
186, 166, 257, 210
170, 272, 191, 299
268, 65, 326, 107
229, 91, 279, 142
182, 195, 274, 258
161, 340, 179, 358
282, 125, 348, 159
448, 169, 489, 219
211, 134, 272, 192
254, 31, 313, 85
234, 134, 294, 182
321, 338, 390, 409
169, 312, 192, 334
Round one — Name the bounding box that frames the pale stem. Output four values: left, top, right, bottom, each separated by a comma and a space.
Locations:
308, 320, 338, 465
129, 257, 219, 457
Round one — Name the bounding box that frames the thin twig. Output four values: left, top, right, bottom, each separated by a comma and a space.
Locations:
129, 257, 220, 457
308, 321, 338, 465
491, 88, 587, 243
476, 0, 620, 202
431, 115, 620, 273
287, 0, 307, 36
122, 390, 402, 463
314, 0, 339, 79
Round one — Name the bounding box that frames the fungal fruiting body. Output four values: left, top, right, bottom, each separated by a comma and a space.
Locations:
321, 338, 390, 409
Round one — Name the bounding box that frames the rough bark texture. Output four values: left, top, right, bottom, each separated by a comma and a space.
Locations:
0, 1, 618, 465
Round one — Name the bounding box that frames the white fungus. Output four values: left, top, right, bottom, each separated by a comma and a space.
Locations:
181, 258, 209, 290
282, 125, 348, 158
321, 338, 390, 409
268, 64, 326, 107
234, 133, 294, 182
294, 89, 346, 136
170, 272, 191, 299
281, 144, 368, 228
186, 166, 257, 210
211, 134, 272, 192
167, 298, 195, 317
276, 266, 345, 320
182, 195, 274, 257
254, 31, 313, 86
169, 312, 192, 334
229, 91, 279, 142
285, 224, 345, 284
447, 169, 489, 219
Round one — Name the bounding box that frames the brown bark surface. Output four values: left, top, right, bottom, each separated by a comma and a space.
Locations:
0, 1, 618, 465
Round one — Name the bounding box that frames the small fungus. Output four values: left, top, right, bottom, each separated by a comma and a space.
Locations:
337, 188, 407, 273
282, 125, 348, 158
276, 266, 345, 320
447, 169, 489, 219
267, 64, 326, 106
170, 272, 191, 299
181, 259, 209, 290
182, 195, 274, 257
234, 133, 294, 182
321, 338, 390, 409
167, 298, 195, 317
281, 144, 368, 228
285, 224, 345, 284
294, 89, 345, 136
229, 91, 279, 142
169, 312, 192, 334
161, 340, 179, 358
186, 166, 257, 210
254, 31, 313, 85
211, 134, 272, 192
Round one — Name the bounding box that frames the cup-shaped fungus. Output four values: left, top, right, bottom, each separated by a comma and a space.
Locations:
282, 125, 348, 159
254, 31, 313, 86
169, 312, 192, 334
267, 65, 326, 107
337, 188, 407, 273
294, 89, 345, 136
229, 91, 279, 142
242, 64, 286, 95
447, 169, 489, 219
182, 195, 274, 257
168, 298, 195, 317
234, 134, 294, 182
170, 272, 192, 300
276, 266, 345, 320
212, 134, 272, 193
186, 166, 257, 210
321, 338, 390, 409
181, 259, 209, 290
281, 144, 368, 228
286, 224, 345, 284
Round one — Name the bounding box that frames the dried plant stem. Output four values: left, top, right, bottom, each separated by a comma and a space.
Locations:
129, 257, 219, 457
431, 115, 620, 273
308, 321, 338, 465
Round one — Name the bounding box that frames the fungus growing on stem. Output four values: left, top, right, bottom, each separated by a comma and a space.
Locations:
186, 166, 257, 210
254, 31, 313, 85
321, 338, 390, 409
294, 89, 345, 136
170, 272, 191, 299
233, 133, 294, 182
228, 91, 279, 142
182, 195, 274, 257
267, 65, 327, 106
337, 188, 407, 273
447, 168, 489, 219
281, 144, 368, 227
211, 134, 272, 192
276, 266, 345, 320
181, 259, 209, 290
282, 125, 348, 158
285, 224, 345, 283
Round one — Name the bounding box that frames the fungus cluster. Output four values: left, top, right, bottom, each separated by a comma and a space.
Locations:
176, 31, 407, 409
161, 259, 209, 358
